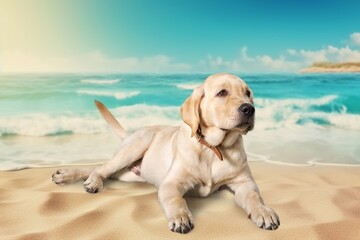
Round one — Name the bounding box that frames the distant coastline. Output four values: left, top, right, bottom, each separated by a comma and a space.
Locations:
301, 62, 360, 73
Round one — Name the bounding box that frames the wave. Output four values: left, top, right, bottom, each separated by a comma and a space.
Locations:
255, 95, 338, 109
77, 89, 140, 100
0, 105, 180, 137
112, 104, 181, 129
1, 95, 359, 138
254, 95, 360, 130
176, 83, 201, 90
0, 114, 107, 137
1, 99, 359, 167
80, 79, 120, 85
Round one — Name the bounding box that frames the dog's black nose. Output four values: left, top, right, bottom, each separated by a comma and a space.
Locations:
239, 103, 255, 115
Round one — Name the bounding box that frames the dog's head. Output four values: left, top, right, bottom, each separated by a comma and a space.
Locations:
181, 73, 255, 137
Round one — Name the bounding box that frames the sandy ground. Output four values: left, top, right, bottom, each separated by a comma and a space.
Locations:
0, 162, 359, 240
300, 66, 360, 73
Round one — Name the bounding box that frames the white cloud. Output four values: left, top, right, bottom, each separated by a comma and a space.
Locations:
205, 54, 245, 72
2, 33, 360, 73
201, 32, 360, 73
202, 34, 360, 73
202, 48, 301, 73
241, 47, 255, 62
289, 45, 360, 64
288, 49, 327, 64
255, 55, 300, 71
287, 49, 296, 55
350, 32, 360, 46
0, 50, 192, 73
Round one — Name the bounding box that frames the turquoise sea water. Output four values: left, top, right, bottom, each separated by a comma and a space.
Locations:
0, 73, 359, 169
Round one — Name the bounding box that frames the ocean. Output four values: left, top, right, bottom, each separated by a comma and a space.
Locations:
0, 73, 359, 170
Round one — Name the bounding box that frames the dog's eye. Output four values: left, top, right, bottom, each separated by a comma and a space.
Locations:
246, 90, 251, 97
216, 89, 228, 97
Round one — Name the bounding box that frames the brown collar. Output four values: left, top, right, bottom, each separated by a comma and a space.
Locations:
196, 129, 223, 161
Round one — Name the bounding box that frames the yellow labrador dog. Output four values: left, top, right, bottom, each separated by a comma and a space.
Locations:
52, 73, 280, 234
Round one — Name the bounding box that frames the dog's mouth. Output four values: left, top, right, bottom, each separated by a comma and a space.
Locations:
236, 121, 252, 129
236, 120, 254, 131
220, 118, 254, 133
235, 114, 255, 133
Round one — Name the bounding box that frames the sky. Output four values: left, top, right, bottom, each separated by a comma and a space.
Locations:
0, 0, 360, 73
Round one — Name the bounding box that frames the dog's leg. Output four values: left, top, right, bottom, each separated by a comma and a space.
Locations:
52, 167, 95, 185
52, 166, 145, 185
158, 177, 195, 234
83, 128, 153, 193
229, 176, 280, 230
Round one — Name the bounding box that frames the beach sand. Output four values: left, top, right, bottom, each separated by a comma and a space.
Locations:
0, 162, 359, 240
300, 66, 360, 73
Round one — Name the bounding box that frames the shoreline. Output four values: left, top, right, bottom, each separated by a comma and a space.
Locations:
1, 162, 359, 239
2, 127, 360, 171
2, 159, 360, 172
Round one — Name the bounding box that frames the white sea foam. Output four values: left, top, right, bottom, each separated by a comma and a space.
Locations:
255, 95, 338, 109
113, 104, 181, 130
176, 83, 201, 90
80, 79, 120, 85
0, 133, 117, 170
0, 104, 180, 137
1, 99, 360, 169
0, 114, 108, 137
252, 95, 360, 130
321, 112, 360, 130
1, 95, 359, 138
77, 89, 140, 99
1, 94, 359, 138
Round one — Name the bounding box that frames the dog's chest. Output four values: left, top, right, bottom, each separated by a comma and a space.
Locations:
191, 179, 212, 197
194, 160, 240, 197
195, 146, 246, 196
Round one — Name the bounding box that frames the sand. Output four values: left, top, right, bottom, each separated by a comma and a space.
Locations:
300, 66, 360, 73
0, 162, 359, 240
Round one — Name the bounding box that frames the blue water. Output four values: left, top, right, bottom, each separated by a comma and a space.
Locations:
0, 73, 359, 169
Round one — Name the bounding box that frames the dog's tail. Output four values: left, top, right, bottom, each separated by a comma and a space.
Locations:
94, 100, 128, 140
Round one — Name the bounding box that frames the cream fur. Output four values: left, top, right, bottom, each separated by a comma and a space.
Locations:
52, 73, 279, 234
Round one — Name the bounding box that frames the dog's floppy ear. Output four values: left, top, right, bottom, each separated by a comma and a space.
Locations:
180, 86, 204, 137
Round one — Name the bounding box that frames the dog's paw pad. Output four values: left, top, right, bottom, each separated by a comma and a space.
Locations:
52, 169, 75, 185
83, 177, 103, 194
168, 211, 194, 234
249, 205, 280, 230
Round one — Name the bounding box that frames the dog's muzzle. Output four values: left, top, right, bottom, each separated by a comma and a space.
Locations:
236, 103, 255, 131
238, 103, 255, 116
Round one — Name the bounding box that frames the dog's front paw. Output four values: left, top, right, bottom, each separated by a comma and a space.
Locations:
249, 205, 280, 230
83, 175, 103, 193
168, 210, 194, 234
52, 169, 76, 185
